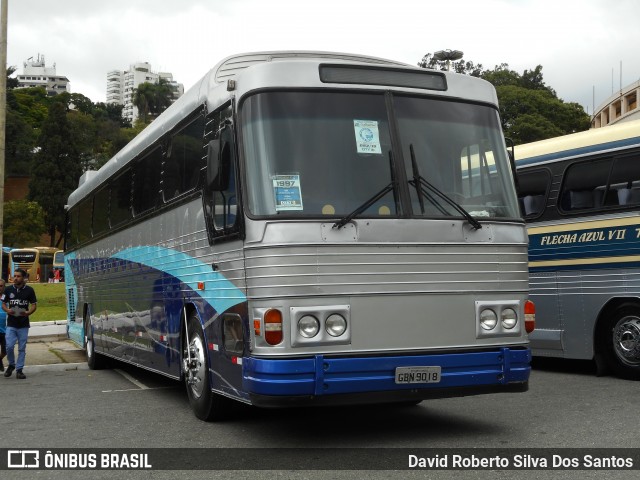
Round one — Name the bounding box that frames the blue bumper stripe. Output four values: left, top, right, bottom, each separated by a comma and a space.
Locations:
244, 348, 530, 396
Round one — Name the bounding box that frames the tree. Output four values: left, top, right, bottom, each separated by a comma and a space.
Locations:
3, 200, 47, 247
132, 79, 173, 123
418, 53, 590, 143
28, 100, 83, 246
93, 102, 131, 128
5, 108, 37, 175
418, 53, 483, 76
495, 84, 589, 144
6, 66, 19, 89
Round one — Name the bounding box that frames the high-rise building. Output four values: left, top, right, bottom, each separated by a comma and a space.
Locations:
106, 61, 184, 124
16, 54, 70, 95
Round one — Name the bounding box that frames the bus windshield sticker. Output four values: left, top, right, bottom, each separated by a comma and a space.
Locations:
353, 120, 382, 154
273, 174, 304, 211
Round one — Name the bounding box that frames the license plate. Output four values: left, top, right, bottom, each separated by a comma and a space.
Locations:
395, 366, 441, 384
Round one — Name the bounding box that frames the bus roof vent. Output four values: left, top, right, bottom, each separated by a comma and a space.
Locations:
78, 170, 99, 188
213, 51, 408, 83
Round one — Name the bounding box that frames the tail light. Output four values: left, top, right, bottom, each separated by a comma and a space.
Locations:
264, 309, 283, 345
524, 300, 535, 333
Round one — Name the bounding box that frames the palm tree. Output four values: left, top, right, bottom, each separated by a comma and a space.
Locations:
132, 82, 154, 123
132, 79, 174, 124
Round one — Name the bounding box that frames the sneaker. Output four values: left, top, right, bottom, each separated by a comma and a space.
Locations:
4, 365, 15, 377
16, 370, 26, 380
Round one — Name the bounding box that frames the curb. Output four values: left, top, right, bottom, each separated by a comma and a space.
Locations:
22, 363, 89, 374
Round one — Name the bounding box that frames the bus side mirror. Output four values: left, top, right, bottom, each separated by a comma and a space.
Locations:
206, 126, 232, 191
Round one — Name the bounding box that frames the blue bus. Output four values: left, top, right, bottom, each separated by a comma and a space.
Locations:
515, 118, 640, 379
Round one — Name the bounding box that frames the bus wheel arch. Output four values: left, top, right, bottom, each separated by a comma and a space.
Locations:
595, 299, 640, 380
182, 307, 231, 421
84, 303, 107, 370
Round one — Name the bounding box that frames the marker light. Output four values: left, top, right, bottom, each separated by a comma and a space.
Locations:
264, 309, 283, 345
524, 300, 536, 333
325, 314, 347, 337
480, 309, 498, 330
298, 315, 320, 338
501, 308, 518, 329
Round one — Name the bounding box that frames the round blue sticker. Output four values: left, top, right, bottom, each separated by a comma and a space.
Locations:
359, 128, 374, 142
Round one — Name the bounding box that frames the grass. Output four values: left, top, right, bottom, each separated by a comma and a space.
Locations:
28, 282, 67, 322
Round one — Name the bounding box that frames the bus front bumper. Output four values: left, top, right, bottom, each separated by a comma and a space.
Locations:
244, 347, 530, 407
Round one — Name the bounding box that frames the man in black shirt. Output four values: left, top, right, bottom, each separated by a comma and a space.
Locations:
2, 268, 37, 379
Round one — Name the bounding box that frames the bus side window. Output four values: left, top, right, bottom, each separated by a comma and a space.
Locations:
133, 147, 162, 215
559, 158, 611, 212
609, 154, 640, 206
517, 169, 550, 218
111, 170, 132, 227
204, 109, 239, 239
212, 139, 237, 230
163, 115, 205, 202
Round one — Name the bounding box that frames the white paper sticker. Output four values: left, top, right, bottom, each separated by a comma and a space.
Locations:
273, 174, 304, 211
353, 120, 382, 154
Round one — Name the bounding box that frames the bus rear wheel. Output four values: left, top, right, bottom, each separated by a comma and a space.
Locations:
601, 304, 640, 380
183, 314, 230, 421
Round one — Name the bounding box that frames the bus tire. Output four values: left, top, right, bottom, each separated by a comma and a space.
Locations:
183, 313, 230, 421
85, 320, 107, 370
601, 303, 640, 380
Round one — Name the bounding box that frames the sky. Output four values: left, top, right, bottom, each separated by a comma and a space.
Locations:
6, 0, 640, 115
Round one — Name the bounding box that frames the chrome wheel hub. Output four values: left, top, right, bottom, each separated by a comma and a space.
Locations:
613, 316, 640, 367
184, 335, 206, 398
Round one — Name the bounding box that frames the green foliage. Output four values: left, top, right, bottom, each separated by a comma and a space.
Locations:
495, 84, 590, 144
6, 66, 19, 89
418, 53, 590, 144
3, 200, 47, 247
29, 101, 84, 245
29, 283, 67, 322
4, 77, 152, 244
418, 53, 484, 76
132, 80, 174, 123
5, 109, 37, 175
9, 87, 50, 127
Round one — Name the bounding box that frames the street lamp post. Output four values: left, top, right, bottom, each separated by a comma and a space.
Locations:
433, 49, 464, 71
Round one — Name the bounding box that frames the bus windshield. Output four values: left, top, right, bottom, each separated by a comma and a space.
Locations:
241, 91, 519, 220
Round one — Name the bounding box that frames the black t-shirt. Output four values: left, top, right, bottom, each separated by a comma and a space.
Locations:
1, 284, 37, 329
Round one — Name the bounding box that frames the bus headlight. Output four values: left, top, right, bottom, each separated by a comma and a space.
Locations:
325, 314, 347, 337
501, 308, 518, 329
298, 315, 320, 338
480, 309, 498, 330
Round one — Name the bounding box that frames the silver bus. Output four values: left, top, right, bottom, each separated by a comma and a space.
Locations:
514, 118, 640, 379
65, 51, 532, 421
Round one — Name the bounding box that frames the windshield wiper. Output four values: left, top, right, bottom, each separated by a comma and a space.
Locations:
409, 144, 482, 230
333, 152, 398, 230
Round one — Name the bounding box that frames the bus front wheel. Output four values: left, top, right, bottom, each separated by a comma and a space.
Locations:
602, 304, 640, 380
183, 314, 230, 421
85, 320, 107, 370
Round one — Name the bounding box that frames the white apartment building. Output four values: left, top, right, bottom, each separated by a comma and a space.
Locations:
107, 62, 184, 124
16, 54, 70, 95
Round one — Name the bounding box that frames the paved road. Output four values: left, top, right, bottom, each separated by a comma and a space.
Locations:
1, 358, 637, 480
